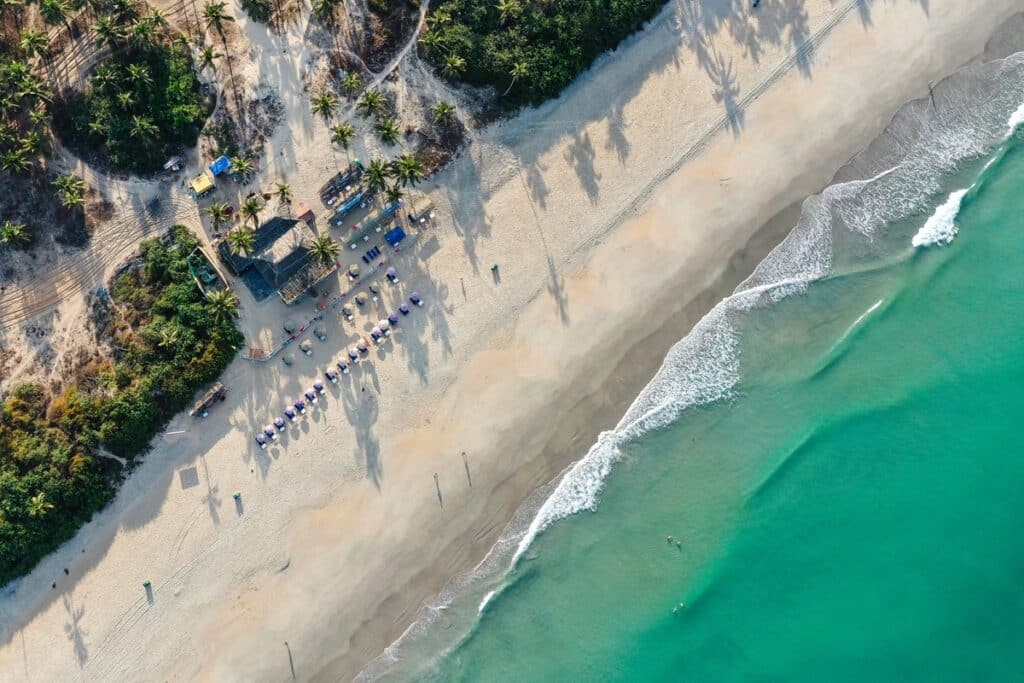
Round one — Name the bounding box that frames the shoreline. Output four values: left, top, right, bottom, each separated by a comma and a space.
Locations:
3, 1, 1023, 681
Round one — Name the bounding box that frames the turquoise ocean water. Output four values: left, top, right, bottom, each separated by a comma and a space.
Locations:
359, 57, 1024, 682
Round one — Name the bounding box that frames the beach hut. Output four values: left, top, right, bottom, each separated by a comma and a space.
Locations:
388, 312, 400, 325
209, 155, 231, 176
296, 204, 315, 223
299, 339, 313, 355
314, 325, 327, 341
284, 319, 298, 333
282, 352, 296, 366
190, 172, 215, 197
385, 267, 398, 283
410, 292, 423, 306
341, 303, 354, 322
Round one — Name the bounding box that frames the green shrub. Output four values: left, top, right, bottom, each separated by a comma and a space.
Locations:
0, 227, 242, 585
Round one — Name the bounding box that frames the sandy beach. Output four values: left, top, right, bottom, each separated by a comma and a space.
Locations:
2, 0, 1022, 680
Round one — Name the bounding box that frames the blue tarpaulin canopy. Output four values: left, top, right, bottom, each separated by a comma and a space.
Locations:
209, 155, 231, 176
384, 226, 406, 247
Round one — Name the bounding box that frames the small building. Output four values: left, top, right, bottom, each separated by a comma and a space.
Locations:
217, 217, 335, 304
190, 172, 215, 197
209, 155, 231, 176
295, 204, 315, 223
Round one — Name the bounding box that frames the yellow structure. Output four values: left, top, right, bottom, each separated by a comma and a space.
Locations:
190, 172, 215, 196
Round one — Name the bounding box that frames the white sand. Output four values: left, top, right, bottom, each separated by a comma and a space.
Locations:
2, 0, 1022, 680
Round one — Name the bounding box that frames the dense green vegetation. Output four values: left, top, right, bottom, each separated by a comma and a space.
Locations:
0, 227, 242, 585
420, 0, 667, 106
56, 40, 210, 174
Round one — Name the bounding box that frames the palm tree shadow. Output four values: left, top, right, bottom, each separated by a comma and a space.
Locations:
706, 47, 744, 135
62, 593, 88, 667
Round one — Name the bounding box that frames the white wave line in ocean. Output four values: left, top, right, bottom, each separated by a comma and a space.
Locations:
912, 188, 968, 248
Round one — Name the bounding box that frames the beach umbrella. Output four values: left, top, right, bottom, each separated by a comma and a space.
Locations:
399, 303, 410, 315
255, 434, 268, 449
386, 267, 398, 282
284, 319, 298, 333
264, 425, 277, 440
304, 389, 318, 404
325, 367, 339, 383
370, 327, 382, 340
368, 283, 380, 294
388, 312, 400, 325
338, 358, 350, 373
342, 304, 354, 320
348, 348, 359, 361
282, 352, 296, 366
348, 263, 361, 277
356, 338, 368, 352
299, 339, 313, 355
284, 407, 297, 421
410, 292, 423, 306
314, 325, 327, 340
295, 399, 306, 414
378, 319, 390, 333
314, 380, 325, 395
354, 293, 366, 306
274, 417, 286, 431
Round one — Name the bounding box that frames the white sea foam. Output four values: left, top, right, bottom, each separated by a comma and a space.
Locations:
1007, 100, 1024, 134
912, 189, 968, 247
478, 590, 496, 613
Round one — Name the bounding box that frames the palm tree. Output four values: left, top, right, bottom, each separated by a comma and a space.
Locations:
198, 45, 221, 72
206, 288, 239, 324
442, 54, 466, 79
310, 91, 338, 121
496, 0, 521, 24
308, 234, 339, 265
419, 30, 444, 58
240, 196, 263, 227
275, 182, 292, 204
1, 148, 31, 174
385, 184, 404, 204
20, 130, 45, 156
116, 91, 135, 109
504, 60, 529, 96
311, 0, 337, 22
392, 153, 424, 187
129, 115, 158, 141
27, 492, 54, 517
126, 64, 153, 89
205, 202, 232, 231
53, 172, 86, 209
226, 227, 256, 255
431, 100, 456, 125
340, 72, 361, 97
203, 0, 234, 40
374, 118, 400, 146
94, 16, 126, 48
230, 155, 254, 179
0, 220, 31, 247
38, 0, 71, 30
356, 89, 384, 118
129, 18, 157, 47
364, 157, 390, 193
19, 29, 48, 60
330, 123, 356, 151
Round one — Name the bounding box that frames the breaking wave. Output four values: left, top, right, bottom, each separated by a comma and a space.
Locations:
912, 189, 968, 247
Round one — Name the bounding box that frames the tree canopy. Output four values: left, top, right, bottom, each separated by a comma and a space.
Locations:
420, 0, 665, 106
